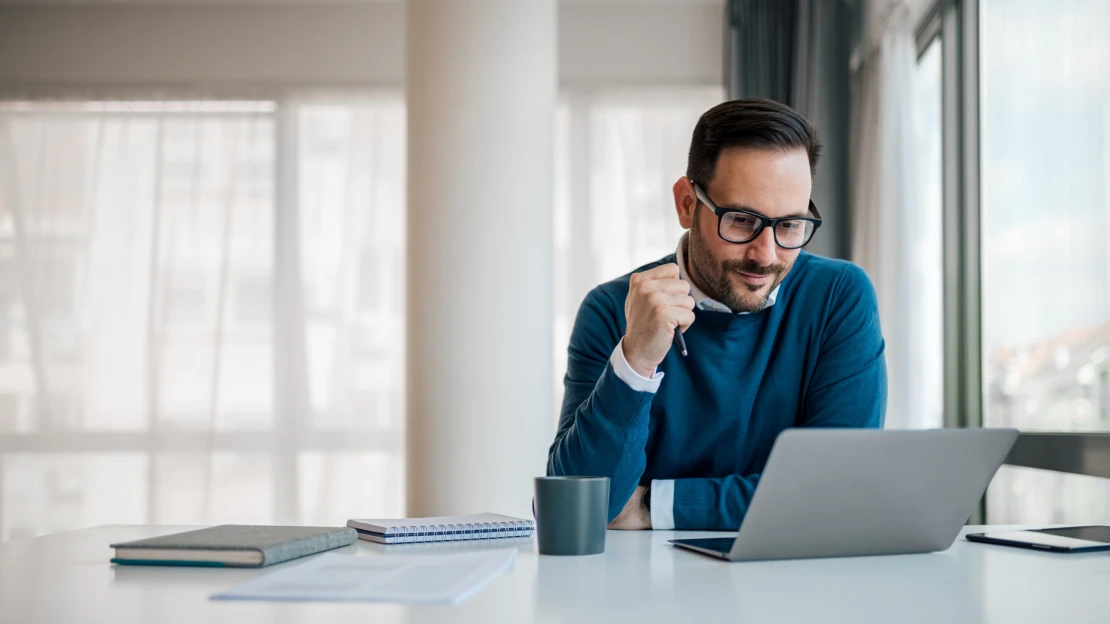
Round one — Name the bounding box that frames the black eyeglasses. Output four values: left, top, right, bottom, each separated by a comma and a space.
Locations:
692, 182, 822, 250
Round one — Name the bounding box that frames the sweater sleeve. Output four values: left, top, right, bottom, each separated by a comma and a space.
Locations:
801, 263, 887, 429
547, 287, 655, 522
670, 264, 888, 530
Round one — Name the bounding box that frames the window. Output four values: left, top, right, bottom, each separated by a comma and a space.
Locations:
1, 88, 723, 541
980, 0, 1110, 522
0, 97, 406, 540
912, 37, 945, 430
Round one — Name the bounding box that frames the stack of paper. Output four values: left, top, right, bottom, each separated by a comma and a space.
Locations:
211, 549, 515, 605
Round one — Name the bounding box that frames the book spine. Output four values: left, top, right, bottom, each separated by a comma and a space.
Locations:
259, 528, 358, 565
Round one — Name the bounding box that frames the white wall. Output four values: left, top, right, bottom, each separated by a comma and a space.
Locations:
0, 1, 724, 94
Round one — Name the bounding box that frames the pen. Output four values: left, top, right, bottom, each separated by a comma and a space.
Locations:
674, 271, 689, 357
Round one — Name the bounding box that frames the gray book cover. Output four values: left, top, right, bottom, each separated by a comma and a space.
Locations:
110, 525, 357, 568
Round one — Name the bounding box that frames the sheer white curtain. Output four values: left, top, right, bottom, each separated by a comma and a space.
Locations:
850, 0, 943, 430
292, 98, 406, 526
0, 96, 405, 541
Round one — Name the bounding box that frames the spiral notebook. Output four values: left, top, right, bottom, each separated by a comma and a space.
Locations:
347, 512, 535, 544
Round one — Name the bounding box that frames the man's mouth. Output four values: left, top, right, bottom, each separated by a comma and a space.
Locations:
735, 270, 773, 287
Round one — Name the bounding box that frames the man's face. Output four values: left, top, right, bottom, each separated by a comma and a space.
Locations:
674, 147, 812, 313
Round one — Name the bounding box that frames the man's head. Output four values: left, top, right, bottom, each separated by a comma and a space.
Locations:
674, 99, 821, 313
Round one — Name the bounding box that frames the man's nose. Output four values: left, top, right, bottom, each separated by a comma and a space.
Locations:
745, 226, 778, 266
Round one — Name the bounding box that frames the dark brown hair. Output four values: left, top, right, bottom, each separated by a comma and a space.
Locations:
686, 98, 821, 185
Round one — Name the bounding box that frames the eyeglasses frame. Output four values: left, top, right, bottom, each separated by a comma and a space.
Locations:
691, 180, 823, 249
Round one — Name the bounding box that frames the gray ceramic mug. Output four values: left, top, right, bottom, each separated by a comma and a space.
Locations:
533, 476, 609, 556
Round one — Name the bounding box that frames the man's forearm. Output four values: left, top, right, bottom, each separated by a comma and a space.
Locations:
669, 473, 762, 531
548, 362, 655, 522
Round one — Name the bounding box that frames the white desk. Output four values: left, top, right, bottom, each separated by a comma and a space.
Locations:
2, 524, 1108, 623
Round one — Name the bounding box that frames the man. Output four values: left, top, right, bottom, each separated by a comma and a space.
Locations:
547, 99, 887, 531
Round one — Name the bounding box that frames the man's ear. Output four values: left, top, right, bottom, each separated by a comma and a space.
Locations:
674, 177, 696, 230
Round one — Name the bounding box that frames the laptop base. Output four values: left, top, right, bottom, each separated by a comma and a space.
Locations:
669, 537, 736, 560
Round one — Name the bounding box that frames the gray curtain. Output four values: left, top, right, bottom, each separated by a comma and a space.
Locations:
725, 0, 856, 260
725, 0, 798, 103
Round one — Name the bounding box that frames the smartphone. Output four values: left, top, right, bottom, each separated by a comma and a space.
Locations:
966, 525, 1110, 553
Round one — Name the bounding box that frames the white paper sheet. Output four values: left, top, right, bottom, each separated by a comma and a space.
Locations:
211, 549, 515, 605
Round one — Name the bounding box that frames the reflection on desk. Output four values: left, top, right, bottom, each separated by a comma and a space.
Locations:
535, 531, 980, 624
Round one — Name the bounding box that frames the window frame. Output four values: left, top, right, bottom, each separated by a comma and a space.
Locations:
919, 0, 1110, 521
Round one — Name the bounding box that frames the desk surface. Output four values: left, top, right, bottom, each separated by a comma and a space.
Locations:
2, 524, 1108, 624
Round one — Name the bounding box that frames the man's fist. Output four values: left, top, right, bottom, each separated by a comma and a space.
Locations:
622, 263, 696, 377
608, 485, 651, 530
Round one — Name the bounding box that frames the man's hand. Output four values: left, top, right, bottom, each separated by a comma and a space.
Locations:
607, 485, 651, 530
623, 263, 696, 377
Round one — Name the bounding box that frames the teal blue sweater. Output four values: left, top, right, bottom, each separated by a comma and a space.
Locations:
547, 251, 887, 530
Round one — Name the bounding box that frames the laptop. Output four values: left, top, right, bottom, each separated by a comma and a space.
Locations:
670, 428, 1019, 561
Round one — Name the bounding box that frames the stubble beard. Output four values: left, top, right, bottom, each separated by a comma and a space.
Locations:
687, 212, 791, 314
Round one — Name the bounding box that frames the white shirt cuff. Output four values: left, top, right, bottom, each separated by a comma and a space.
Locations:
650, 479, 675, 530
609, 339, 663, 393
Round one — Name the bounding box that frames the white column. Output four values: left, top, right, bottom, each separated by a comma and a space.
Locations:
406, 0, 556, 518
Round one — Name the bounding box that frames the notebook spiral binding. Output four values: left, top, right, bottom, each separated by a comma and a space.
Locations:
389, 519, 534, 544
